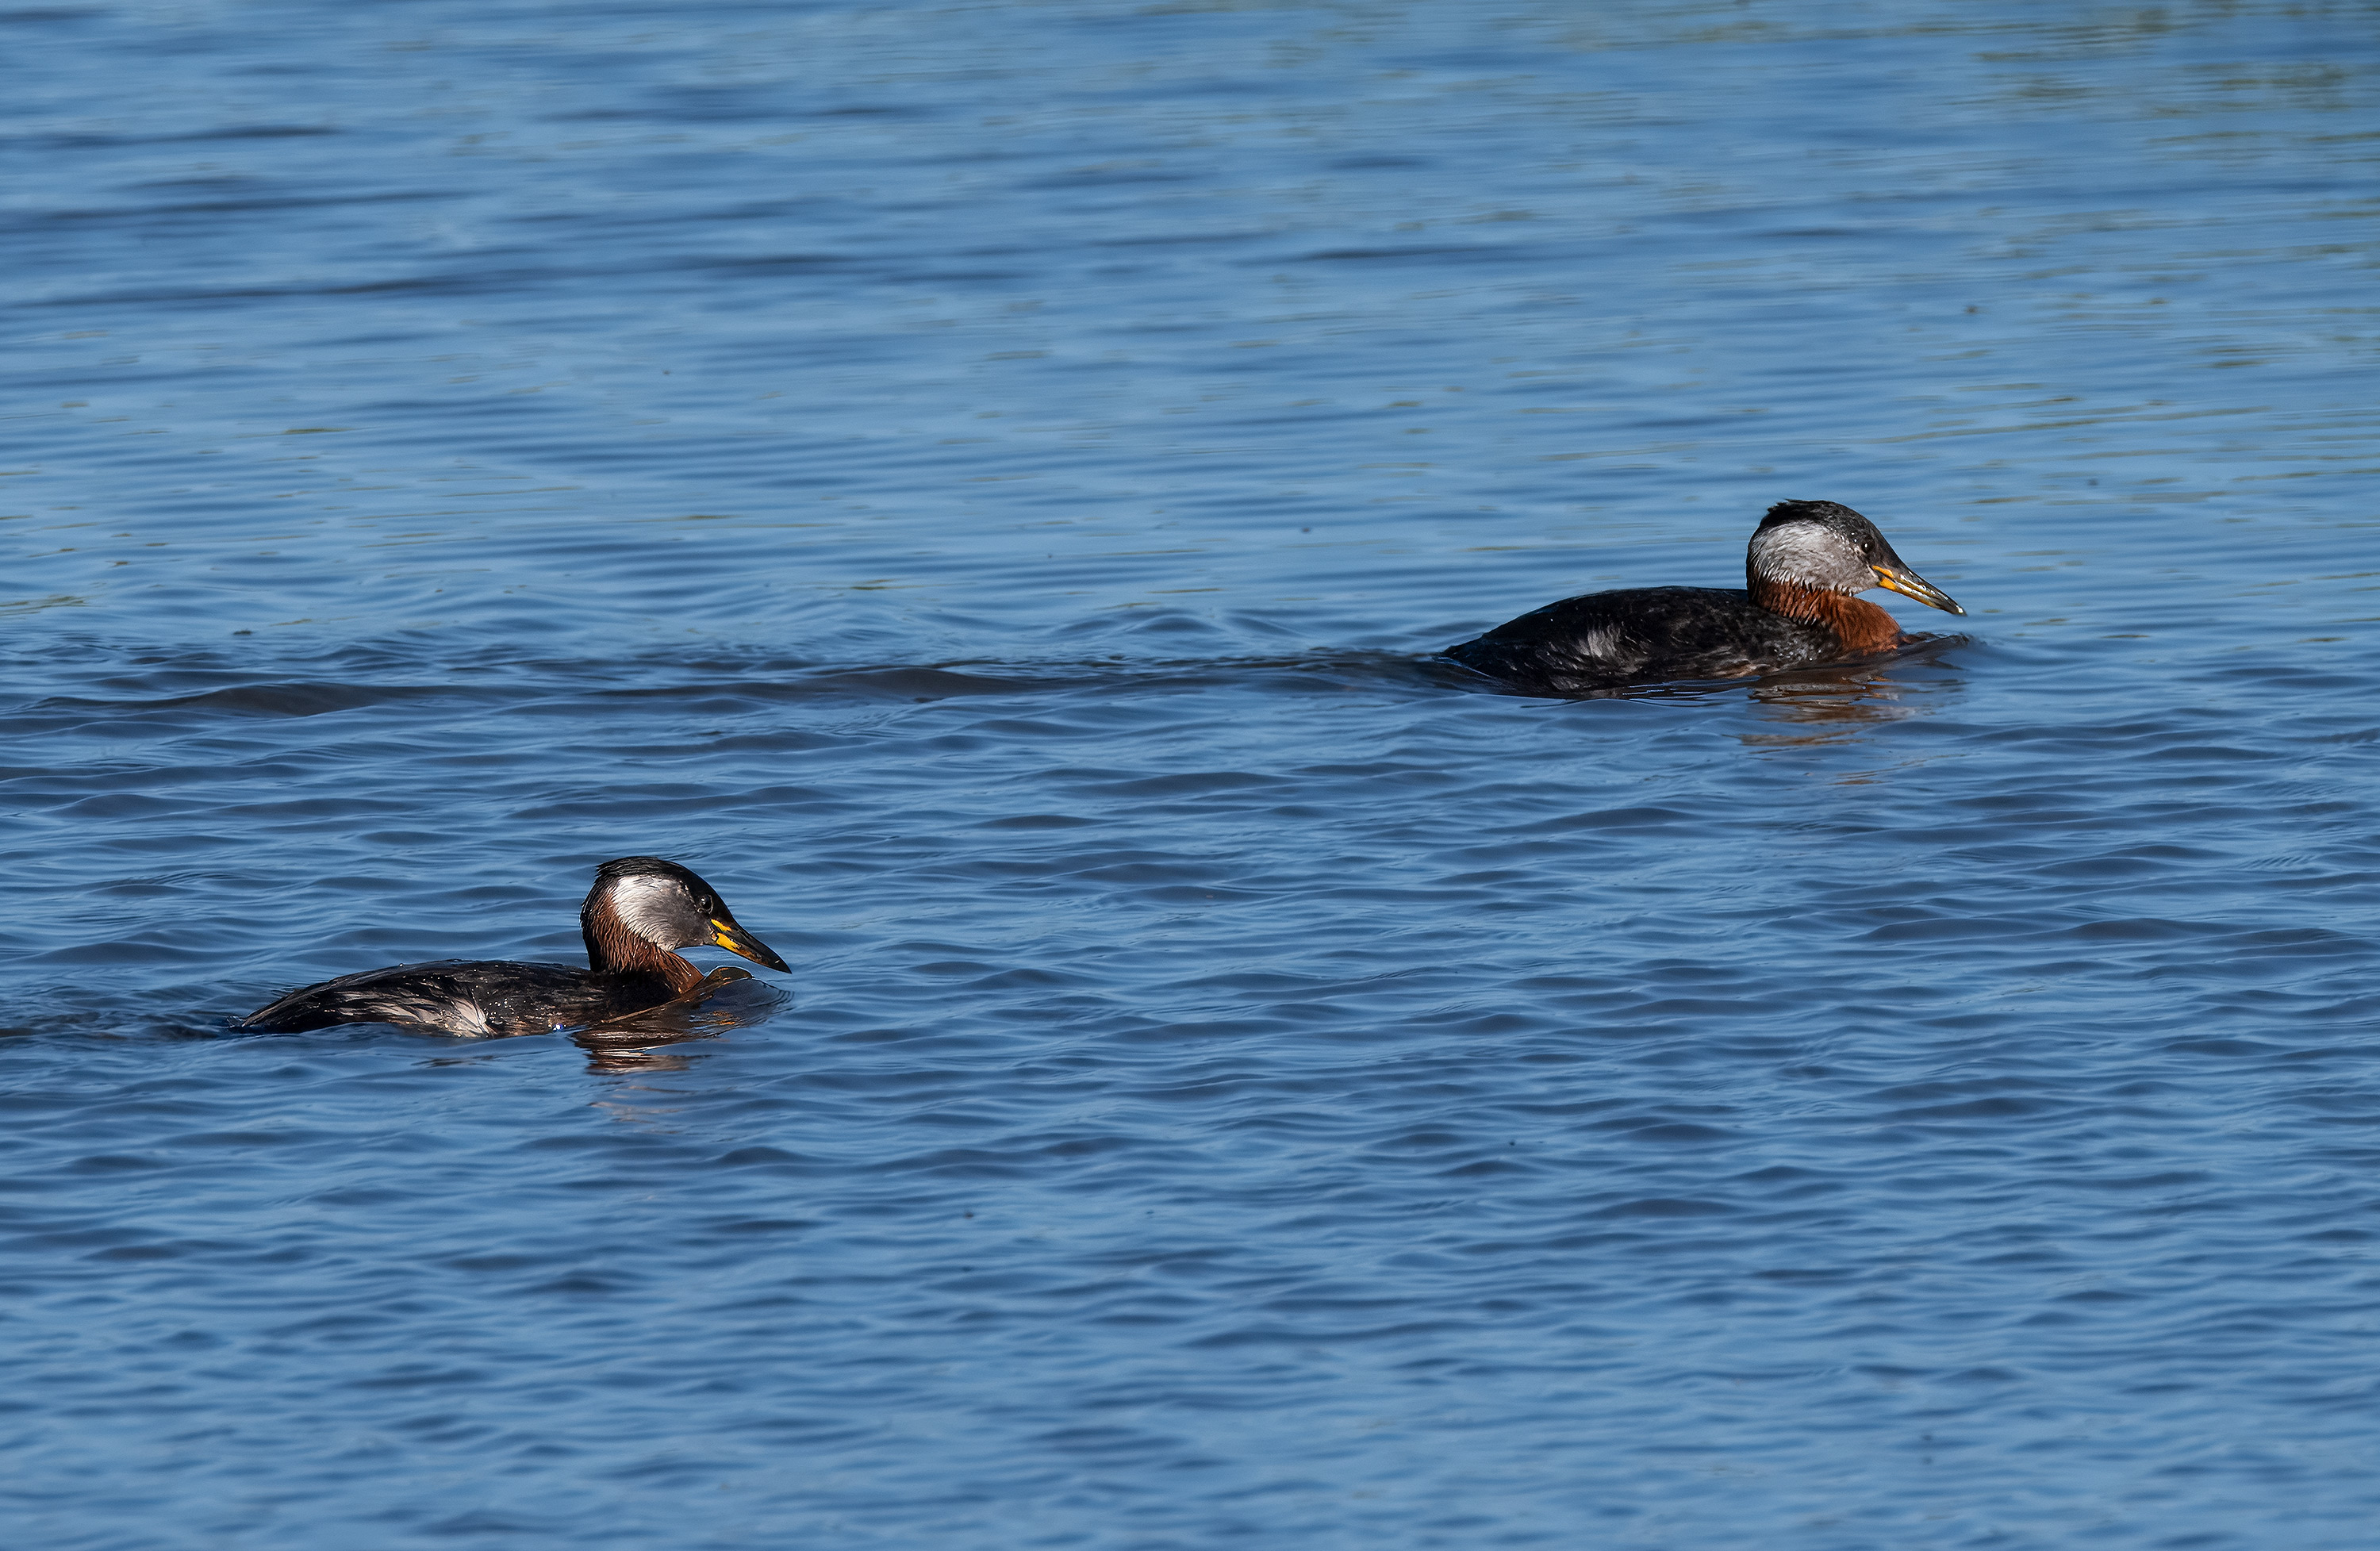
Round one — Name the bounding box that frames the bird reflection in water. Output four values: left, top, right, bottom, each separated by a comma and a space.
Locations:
1737, 636, 1966, 746
1507, 632, 1964, 731
571, 966, 782, 1073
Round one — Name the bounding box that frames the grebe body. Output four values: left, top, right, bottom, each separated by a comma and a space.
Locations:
232, 856, 787, 1038
1444, 500, 1964, 695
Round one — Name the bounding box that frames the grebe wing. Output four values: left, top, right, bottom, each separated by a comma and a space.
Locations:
1445, 586, 1770, 685
232, 959, 604, 1038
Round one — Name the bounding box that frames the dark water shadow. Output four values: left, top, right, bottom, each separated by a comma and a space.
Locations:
34, 680, 476, 718
570, 969, 787, 1073
12, 644, 1464, 720
1421, 633, 1972, 713
571, 648, 1457, 704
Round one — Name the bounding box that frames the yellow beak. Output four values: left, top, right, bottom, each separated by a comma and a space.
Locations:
708, 916, 789, 973
1872, 563, 1964, 616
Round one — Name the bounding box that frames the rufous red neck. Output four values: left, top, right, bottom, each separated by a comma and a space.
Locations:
585, 909, 704, 993
1750, 577, 1903, 653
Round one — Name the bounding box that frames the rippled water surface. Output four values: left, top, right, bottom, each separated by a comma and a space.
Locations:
9, 2, 2380, 1545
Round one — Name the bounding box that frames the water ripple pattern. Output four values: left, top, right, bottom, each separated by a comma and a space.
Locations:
6, 2, 2379, 1547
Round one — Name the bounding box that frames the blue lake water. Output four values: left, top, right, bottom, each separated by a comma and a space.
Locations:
7, 2, 2380, 1545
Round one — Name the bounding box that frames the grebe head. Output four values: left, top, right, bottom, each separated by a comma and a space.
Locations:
1748, 500, 1964, 616
582, 856, 790, 973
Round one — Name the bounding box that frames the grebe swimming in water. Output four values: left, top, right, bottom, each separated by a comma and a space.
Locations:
1442, 499, 1966, 695
232, 856, 789, 1038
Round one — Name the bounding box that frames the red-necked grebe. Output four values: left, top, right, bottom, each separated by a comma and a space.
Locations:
232, 856, 788, 1038
1442, 499, 1966, 694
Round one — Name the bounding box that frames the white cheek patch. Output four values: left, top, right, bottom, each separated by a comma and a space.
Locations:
611, 873, 693, 947
1749, 523, 1855, 589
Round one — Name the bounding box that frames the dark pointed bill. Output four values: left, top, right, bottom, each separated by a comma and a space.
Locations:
708, 914, 790, 973
1871, 563, 1964, 616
